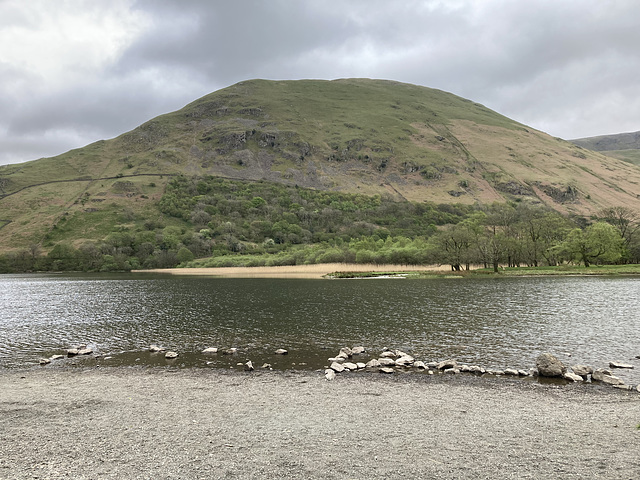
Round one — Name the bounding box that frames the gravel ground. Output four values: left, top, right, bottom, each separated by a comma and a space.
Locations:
1, 367, 639, 479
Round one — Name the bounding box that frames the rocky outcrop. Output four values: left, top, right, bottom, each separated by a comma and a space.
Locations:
536, 353, 566, 377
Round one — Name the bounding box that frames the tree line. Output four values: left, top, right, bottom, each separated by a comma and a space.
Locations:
0, 176, 638, 273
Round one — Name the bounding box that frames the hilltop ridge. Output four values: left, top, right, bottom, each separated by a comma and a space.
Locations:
1, 78, 640, 251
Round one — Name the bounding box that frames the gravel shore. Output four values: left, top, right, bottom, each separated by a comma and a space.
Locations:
1, 368, 639, 479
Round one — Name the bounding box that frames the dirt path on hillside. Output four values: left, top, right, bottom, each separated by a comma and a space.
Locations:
1, 368, 638, 479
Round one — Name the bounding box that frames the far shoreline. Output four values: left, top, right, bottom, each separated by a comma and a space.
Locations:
133, 262, 640, 279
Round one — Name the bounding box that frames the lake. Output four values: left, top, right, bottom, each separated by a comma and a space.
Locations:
1, 273, 639, 384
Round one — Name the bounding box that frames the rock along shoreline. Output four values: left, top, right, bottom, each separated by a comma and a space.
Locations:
34, 342, 640, 395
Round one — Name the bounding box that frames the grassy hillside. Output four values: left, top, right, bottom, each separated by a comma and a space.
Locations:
2, 78, 640, 253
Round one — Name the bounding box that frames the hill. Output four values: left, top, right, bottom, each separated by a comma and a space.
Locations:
1, 78, 640, 254
571, 131, 640, 166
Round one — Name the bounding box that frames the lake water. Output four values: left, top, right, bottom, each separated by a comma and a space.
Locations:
1, 273, 639, 384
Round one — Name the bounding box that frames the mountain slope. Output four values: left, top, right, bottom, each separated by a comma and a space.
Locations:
571, 131, 640, 166
2, 78, 640, 250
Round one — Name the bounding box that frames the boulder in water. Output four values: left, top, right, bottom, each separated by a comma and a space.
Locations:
536, 353, 566, 377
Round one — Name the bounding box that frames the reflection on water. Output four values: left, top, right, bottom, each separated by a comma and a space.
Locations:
0, 273, 639, 383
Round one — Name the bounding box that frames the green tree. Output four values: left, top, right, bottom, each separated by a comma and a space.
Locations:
430, 222, 474, 271
177, 247, 195, 264
597, 206, 639, 262
558, 222, 624, 267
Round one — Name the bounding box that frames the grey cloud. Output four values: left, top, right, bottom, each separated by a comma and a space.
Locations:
2, 0, 640, 165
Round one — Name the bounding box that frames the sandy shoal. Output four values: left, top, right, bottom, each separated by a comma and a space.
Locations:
135, 263, 452, 279
1, 367, 639, 479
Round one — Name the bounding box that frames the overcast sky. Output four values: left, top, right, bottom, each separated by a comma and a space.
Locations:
2, 0, 640, 166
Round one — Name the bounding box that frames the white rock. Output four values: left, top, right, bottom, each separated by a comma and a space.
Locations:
437, 359, 458, 370
518, 370, 529, 376
504, 369, 519, 376
328, 357, 345, 363
202, 347, 218, 354
592, 368, 612, 381
164, 351, 179, 359
244, 361, 254, 371
378, 358, 396, 367
379, 367, 395, 374
469, 365, 485, 374
609, 361, 634, 369
340, 347, 353, 357
444, 368, 460, 374
149, 345, 165, 352
66, 348, 79, 356
613, 384, 632, 390
395, 355, 414, 367
380, 351, 396, 358
351, 346, 365, 355
50, 355, 65, 361
570, 365, 593, 377
39, 358, 51, 365
413, 361, 426, 369
77, 347, 93, 355
459, 365, 471, 372
325, 369, 336, 381
395, 350, 409, 358
343, 362, 358, 371
356, 362, 366, 369
563, 372, 584, 382
330, 362, 345, 373
261, 363, 272, 369
427, 370, 434, 375
600, 375, 625, 386
365, 359, 381, 368
336, 351, 349, 360
275, 349, 288, 355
